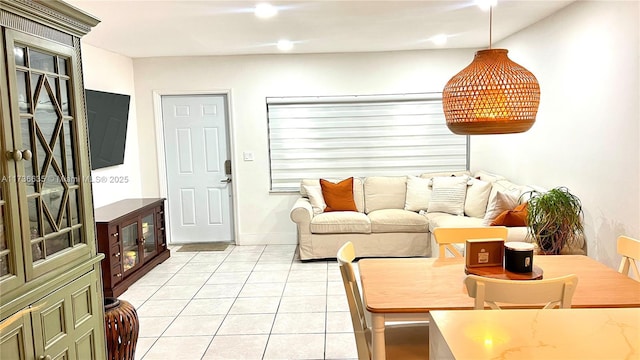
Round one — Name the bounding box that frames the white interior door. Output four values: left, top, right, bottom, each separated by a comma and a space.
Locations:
161, 95, 233, 243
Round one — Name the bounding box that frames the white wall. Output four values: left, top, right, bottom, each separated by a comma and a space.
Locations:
471, 1, 639, 269
131, 50, 474, 245
84, 1, 638, 271
81, 44, 143, 207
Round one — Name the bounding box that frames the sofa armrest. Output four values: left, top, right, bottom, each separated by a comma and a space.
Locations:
290, 198, 313, 224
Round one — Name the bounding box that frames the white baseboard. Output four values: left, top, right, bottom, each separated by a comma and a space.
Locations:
235, 232, 297, 246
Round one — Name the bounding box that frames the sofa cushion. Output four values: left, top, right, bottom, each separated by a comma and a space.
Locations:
301, 178, 364, 212
491, 179, 531, 200
491, 202, 528, 227
300, 179, 319, 197
506, 227, 530, 243
420, 170, 471, 179
364, 176, 407, 213
321, 178, 358, 212
368, 209, 429, 233
302, 183, 326, 215
464, 178, 492, 218
352, 177, 365, 212
482, 189, 520, 226
425, 212, 484, 232
473, 170, 505, 183
427, 176, 468, 215
310, 211, 371, 234
404, 175, 431, 212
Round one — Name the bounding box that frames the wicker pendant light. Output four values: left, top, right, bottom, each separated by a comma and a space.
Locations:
442, 5, 540, 135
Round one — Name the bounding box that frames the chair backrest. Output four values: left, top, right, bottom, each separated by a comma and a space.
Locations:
464, 274, 578, 310
433, 227, 508, 258
337, 242, 370, 360
617, 235, 640, 281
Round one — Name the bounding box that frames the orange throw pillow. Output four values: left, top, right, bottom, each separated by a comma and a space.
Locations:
490, 202, 528, 227
320, 178, 357, 212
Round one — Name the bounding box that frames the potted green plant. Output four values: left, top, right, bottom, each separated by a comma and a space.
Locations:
525, 186, 584, 255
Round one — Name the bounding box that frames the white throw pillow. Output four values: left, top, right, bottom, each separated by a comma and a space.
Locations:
482, 189, 520, 226
404, 176, 432, 212
464, 179, 492, 218
473, 170, 506, 183
420, 170, 471, 179
302, 184, 326, 215
427, 176, 469, 216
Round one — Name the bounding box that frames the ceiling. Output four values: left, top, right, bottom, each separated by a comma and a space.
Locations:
66, 0, 574, 58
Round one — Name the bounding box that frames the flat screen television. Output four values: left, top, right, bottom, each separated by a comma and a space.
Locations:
85, 89, 131, 170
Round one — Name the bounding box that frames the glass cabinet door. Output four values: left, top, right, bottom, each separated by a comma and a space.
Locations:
121, 222, 139, 272
0, 174, 24, 293
5, 30, 92, 280
0, 192, 9, 278
141, 213, 156, 260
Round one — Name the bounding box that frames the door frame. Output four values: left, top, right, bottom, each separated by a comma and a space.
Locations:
152, 90, 237, 245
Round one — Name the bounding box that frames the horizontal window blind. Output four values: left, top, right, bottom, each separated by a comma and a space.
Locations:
267, 93, 468, 191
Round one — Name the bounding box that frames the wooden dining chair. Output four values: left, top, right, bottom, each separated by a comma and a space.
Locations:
464, 274, 578, 310
433, 226, 508, 258
337, 242, 429, 360
617, 235, 640, 281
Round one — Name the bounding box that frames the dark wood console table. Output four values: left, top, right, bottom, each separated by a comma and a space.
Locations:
95, 198, 170, 297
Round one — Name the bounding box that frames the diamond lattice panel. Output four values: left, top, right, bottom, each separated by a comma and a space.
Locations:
33, 74, 69, 233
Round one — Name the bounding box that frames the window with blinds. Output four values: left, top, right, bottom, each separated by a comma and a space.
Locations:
267, 93, 469, 191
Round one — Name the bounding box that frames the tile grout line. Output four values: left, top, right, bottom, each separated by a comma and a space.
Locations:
141, 247, 232, 360
200, 245, 259, 359
135, 250, 198, 360
136, 245, 349, 360
261, 245, 294, 360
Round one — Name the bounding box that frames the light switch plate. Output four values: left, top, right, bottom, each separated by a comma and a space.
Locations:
243, 151, 254, 161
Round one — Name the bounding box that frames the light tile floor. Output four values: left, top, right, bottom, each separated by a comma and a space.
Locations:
120, 244, 359, 360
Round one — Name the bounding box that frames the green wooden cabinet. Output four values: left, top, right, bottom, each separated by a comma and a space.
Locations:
31, 272, 105, 360
0, 308, 33, 360
0, 1, 105, 359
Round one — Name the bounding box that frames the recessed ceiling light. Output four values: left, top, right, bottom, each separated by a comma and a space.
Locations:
431, 34, 448, 46
476, 0, 497, 11
277, 39, 293, 51
255, 3, 277, 18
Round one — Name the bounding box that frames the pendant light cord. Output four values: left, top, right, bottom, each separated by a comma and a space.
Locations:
489, 6, 493, 49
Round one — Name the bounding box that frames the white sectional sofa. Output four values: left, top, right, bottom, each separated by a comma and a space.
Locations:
290, 170, 577, 260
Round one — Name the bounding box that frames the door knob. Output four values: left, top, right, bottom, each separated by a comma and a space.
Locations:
9, 149, 32, 161
39, 355, 52, 360
220, 178, 232, 183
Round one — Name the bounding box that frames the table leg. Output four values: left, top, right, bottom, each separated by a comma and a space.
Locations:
371, 313, 386, 360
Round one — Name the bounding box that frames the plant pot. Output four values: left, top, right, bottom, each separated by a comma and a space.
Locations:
526, 187, 584, 256
538, 238, 561, 255
104, 297, 139, 360
535, 228, 564, 255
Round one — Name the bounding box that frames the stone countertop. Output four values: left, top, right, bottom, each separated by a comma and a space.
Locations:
430, 308, 640, 359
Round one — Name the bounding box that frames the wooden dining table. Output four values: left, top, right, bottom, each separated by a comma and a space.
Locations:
358, 255, 640, 360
